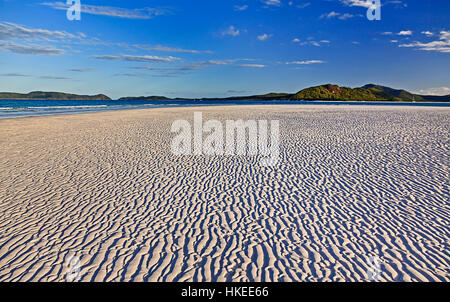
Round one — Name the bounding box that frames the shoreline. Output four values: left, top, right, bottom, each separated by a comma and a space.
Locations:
1, 101, 450, 121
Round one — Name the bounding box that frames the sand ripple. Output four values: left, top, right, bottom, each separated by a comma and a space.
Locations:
0, 105, 448, 281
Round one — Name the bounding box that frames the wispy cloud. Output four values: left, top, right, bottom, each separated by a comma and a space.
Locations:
0, 40, 65, 55
222, 26, 241, 37
341, 0, 406, 9
257, 33, 273, 41
91, 54, 180, 63
319, 11, 355, 20
128, 59, 253, 75
340, 0, 373, 8
338, 13, 354, 20
227, 90, 247, 94
68, 68, 94, 72
286, 60, 325, 65
416, 86, 450, 96
398, 30, 413, 36
39, 75, 71, 80
261, 0, 282, 7
0, 72, 71, 79
193, 59, 238, 67
114, 72, 179, 78
421, 31, 434, 37
0, 22, 84, 56
294, 2, 311, 9
399, 30, 450, 53
0, 21, 82, 40
292, 38, 329, 47
41, 2, 168, 19
320, 11, 340, 19
234, 5, 249, 11
238, 64, 266, 68
133, 44, 212, 54
0, 72, 31, 77
159, 60, 236, 71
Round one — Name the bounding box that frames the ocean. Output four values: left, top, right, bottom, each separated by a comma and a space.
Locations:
1, 99, 449, 119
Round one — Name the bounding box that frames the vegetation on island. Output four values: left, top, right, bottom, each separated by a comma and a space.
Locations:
0, 84, 449, 102
0, 91, 111, 100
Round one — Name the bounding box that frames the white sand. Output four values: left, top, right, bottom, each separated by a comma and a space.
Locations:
0, 105, 449, 282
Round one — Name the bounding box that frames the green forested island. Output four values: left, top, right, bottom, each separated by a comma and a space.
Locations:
1, 84, 449, 102
0, 91, 111, 100
115, 84, 450, 101
290, 84, 449, 101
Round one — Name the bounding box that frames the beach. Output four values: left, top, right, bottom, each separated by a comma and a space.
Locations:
0, 105, 448, 281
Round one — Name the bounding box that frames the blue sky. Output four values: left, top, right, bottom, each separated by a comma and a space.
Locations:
0, 0, 449, 99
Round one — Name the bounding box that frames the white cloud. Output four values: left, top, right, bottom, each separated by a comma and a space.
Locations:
177, 59, 240, 70
286, 60, 325, 65
121, 55, 180, 63
262, 0, 282, 6
0, 40, 65, 55
204, 60, 234, 65
257, 33, 273, 41
0, 21, 82, 40
0, 22, 87, 56
91, 54, 180, 63
340, 1, 405, 11
320, 11, 354, 20
398, 30, 413, 36
421, 31, 434, 37
417, 87, 450, 96
234, 5, 249, 11
238, 64, 266, 68
296, 2, 311, 9
133, 44, 212, 54
340, 0, 373, 8
128, 59, 247, 74
320, 11, 340, 19
293, 38, 329, 47
222, 26, 240, 37
41, 2, 167, 19
399, 30, 450, 53
338, 13, 354, 20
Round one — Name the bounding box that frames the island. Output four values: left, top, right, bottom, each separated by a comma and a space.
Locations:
1, 84, 449, 102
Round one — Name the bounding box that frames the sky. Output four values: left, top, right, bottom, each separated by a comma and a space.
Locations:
0, 0, 449, 99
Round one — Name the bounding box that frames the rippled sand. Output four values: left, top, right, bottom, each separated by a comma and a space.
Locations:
0, 105, 449, 282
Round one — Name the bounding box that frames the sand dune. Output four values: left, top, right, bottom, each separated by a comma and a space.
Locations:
0, 105, 449, 281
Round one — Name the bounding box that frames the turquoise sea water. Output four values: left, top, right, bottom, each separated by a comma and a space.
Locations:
1, 99, 449, 119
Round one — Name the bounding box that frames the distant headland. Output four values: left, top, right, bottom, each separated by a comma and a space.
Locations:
1, 84, 449, 102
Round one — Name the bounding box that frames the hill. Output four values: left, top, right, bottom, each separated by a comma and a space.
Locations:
291, 84, 402, 101
117, 92, 293, 101
118, 96, 174, 101
1, 85, 449, 102
0, 91, 111, 100
291, 84, 450, 102
361, 84, 423, 101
